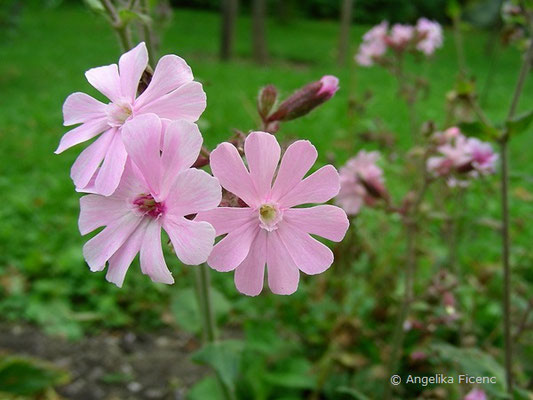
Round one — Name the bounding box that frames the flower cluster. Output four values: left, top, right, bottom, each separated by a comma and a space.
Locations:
57, 43, 348, 295
335, 151, 388, 216
355, 18, 443, 66
427, 127, 498, 186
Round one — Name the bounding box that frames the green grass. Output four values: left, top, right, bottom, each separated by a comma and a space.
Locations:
1, 4, 533, 391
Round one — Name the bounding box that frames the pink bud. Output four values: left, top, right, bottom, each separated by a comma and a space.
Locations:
257, 84, 278, 120
317, 75, 339, 99
267, 76, 339, 122
464, 388, 487, 400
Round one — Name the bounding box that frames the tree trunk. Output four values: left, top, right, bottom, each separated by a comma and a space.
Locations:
220, 0, 238, 61
252, 0, 268, 64
337, 0, 354, 66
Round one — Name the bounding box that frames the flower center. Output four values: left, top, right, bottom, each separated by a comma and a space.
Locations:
133, 194, 165, 218
258, 203, 283, 232
106, 100, 133, 127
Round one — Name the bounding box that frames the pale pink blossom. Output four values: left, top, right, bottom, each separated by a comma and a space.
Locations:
427, 134, 472, 176
335, 151, 386, 216
196, 132, 349, 296
416, 18, 443, 55
356, 22, 388, 66
465, 137, 498, 175
427, 128, 498, 181
464, 388, 487, 400
56, 42, 206, 195
388, 24, 415, 48
79, 114, 220, 287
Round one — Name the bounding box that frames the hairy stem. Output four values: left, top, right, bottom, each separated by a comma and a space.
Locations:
499, 31, 533, 396
384, 177, 429, 400
101, 0, 132, 52
140, 0, 156, 67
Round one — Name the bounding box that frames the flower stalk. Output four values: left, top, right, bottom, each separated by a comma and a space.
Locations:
499, 26, 533, 394
101, 0, 133, 52
193, 263, 236, 400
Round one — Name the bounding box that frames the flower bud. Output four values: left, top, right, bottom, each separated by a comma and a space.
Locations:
267, 75, 339, 122
257, 85, 278, 120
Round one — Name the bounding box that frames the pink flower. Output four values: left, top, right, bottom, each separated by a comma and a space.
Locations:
196, 132, 349, 296
56, 42, 206, 195
335, 151, 386, 216
356, 22, 388, 66
416, 18, 443, 55
427, 128, 498, 183
79, 114, 221, 287
464, 388, 487, 400
427, 134, 471, 176
317, 75, 339, 99
388, 24, 415, 48
465, 137, 498, 175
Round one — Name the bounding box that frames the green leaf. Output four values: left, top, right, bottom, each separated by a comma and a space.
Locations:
264, 357, 316, 390
187, 376, 224, 400
83, 0, 104, 12
458, 121, 499, 140
171, 287, 231, 334
506, 110, 533, 136
191, 340, 243, 392
336, 386, 371, 400
431, 343, 507, 398
118, 9, 151, 25
0, 356, 69, 396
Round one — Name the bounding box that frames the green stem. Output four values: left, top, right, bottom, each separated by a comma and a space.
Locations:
140, 0, 156, 67
499, 28, 533, 396
101, 0, 133, 52
384, 178, 429, 400
194, 264, 236, 400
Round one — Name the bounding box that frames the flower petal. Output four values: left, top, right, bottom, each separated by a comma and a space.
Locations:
94, 132, 128, 196
160, 120, 203, 197
55, 118, 108, 154
135, 54, 194, 109
71, 128, 114, 190
163, 215, 216, 265
140, 221, 174, 284
266, 231, 300, 295
121, 113, 162, 198
278, 165, 340, 208
271, 140, 317, 201
234, 229, 266, 296
118, 42, 148, 102
85, 64, 122, 103
164, 168, 221, 216
210, 142, 258, 207
83, 212, 142, 271
244, 132, 280, 198
79, 194, 129, 235
106, 219, 149, 287
277, 222, 333, 275
195, 207, 256, 236
283, 205, 349, 242
138, 81, 206, 121
63, 92, 107, 126
207, 221, 258, 272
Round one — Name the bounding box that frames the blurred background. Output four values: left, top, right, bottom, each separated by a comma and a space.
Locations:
0, 0, 532, 399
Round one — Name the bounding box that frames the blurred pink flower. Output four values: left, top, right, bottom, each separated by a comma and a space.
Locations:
56, 42, 206, 195
196, 132, 349, 296
79, 114, 220, 287
416, 18, 443, 55
335, 151, 386, 215
466, 137, 498, 175
464, 388, 487, 400
356, 22, 388, 66
427, 128, 498, 183
388, 24, 415, 48
317, 75, 339, 99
